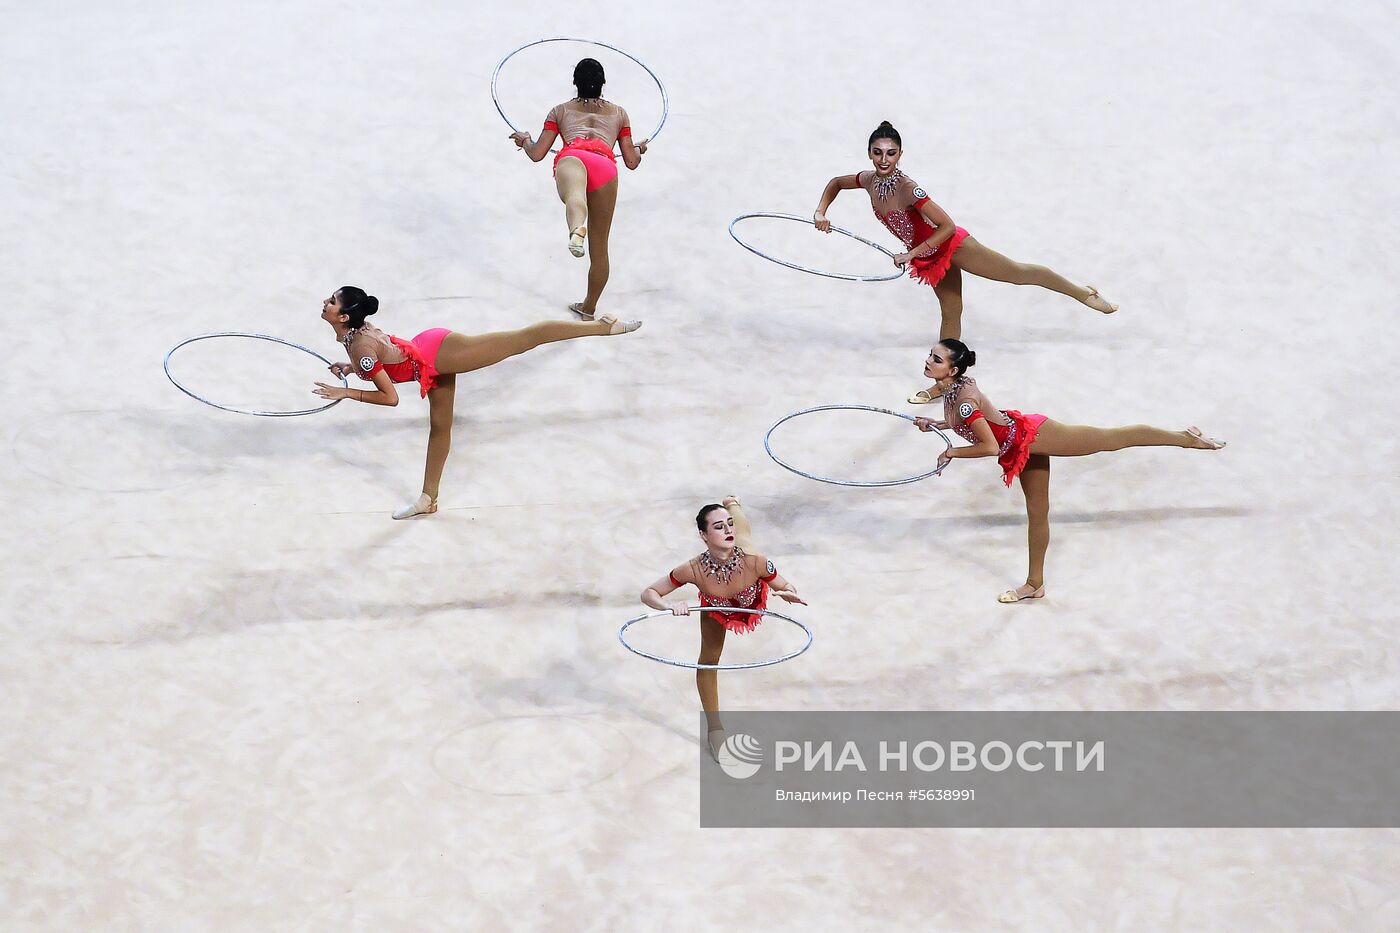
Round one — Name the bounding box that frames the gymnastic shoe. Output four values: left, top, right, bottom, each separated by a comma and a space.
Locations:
997, 583, 1046, 604
707, 729, 727, 764
908, 384, 949, 404
1083, 286, 1118, 314
568, 225, 587, 257
596, 313, 641, 335
392, 493, 438, 520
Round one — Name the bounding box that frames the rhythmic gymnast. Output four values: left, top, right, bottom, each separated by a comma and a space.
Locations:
312, 286, 640, 519
510, 57, 648, 320
641, 497, 806, 760
912, 339, 1225, 603
814, 120, 1119, 403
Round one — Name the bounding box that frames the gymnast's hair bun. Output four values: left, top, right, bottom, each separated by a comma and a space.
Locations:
869, 120, 903, 148
335, 285, 379, 326
964, 349, 976, 368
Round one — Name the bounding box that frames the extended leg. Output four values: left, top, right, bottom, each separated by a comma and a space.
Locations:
1029, 419, 1222, 457
434, 319, 621, 375
952, 236, 1115, 311
722, 495, 755, 552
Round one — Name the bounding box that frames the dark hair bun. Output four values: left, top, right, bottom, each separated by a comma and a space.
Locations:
573, 57, 605, 99
964, 349, 976, 368
869, 120, 903, 148
359, 295, 379, 317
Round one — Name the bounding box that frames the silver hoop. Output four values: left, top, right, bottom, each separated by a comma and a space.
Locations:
618, 607, 813, 671
492, 36, 668, 154
728, 212, 904, 282
764, 404, 954, 487
163, 332, 347, 417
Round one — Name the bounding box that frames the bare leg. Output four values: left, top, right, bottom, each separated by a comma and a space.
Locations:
952, 236, 1115, 312
909, 268, 966, 403
1012, 454, 1051, 599
721, 495, 755, 552
1029, 419, 1224, 457
554, 157, 588, 239
934, 264, 964, 341
420, 373, 455, 500
578, 178, 617, 315
433, 319, 622, 375
697, 616, 727, 734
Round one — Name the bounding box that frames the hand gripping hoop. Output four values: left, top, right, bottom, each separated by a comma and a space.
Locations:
492, 36, 669, 153
764, 404, 954, 486
618, 607, 813, 670
728, 212, 904, 281
164, 332, 347, 417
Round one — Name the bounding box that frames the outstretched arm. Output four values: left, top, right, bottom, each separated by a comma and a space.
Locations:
814, 173, 863, 232
769, 571, 807, 605
314, 368, 399, 407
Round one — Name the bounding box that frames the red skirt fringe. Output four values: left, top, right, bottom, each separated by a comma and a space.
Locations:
907, 226, 970, 289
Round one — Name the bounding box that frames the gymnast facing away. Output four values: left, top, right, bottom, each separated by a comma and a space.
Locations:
511, 57, 648, 321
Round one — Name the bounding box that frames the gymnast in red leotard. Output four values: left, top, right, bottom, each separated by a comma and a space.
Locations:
641, 497, 806, 761
313, 285, 640, 519
815, 120, 1120, 403
510, 57, 649, 321
911, 339, 1225, 604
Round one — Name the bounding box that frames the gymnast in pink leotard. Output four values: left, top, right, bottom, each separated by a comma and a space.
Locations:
510, 57, 648, 320
814, 120, 1120, 404
910, 339, 1225, 604
313, 285, 641, 519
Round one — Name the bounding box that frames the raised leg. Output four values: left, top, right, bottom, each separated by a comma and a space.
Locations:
1029, 419, 1220, 457
433, 320, 617, 375
952, 236, 1113, 310
579, 178, 617, 315
722, 495, 755, 552
554, 156, 588, 238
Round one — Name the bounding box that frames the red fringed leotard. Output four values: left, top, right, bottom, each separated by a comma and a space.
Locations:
668, 549, 779, 634
943, 377, 1048, 486
343, 323, 449, 398
856, 169, 969, 289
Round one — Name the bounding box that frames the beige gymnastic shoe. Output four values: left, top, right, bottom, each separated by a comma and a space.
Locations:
392, 493, 438, 520
568, 225, 587, 258
707, 729, 726, 764
908, 384, 948, 404
596, 313, 641, 335
1083, 286, 1118, 314
567, 301, 595, 320
997, 582, 1046, 604
1187, 426, 1226, 450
